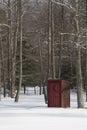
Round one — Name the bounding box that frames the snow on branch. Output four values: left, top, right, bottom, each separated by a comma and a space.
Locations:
60, 33, 75, 36
51, 0, 76, 13
0, 23, 10, 28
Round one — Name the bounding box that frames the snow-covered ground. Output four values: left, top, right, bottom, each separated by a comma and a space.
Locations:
0, 89, 87, 130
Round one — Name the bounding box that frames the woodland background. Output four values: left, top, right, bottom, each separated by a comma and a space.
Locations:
0, 0, 87, 108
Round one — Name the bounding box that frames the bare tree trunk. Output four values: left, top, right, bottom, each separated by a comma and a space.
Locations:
85, 0, 87, 101
69, 41, 74, 83
7, 0, 11, 96
48, 0, 52, 78
58, 33, 63, 79
11, 0, 18, 98
0, 59, 1, 101
0, 33, 2, 101
0, 32, 6, 97
39, 32, 43, 95
51, 2, 55, 79
48, 0, 55, 79
85, 31, 87, 101
24, 84, 26, 94
15, 0, 22, 102
76, 45, 84, 108
58, 0, 64, 79
0, 64, 1, 101
75, 0, 84, 108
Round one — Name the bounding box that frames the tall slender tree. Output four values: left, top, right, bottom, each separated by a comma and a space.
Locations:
39, 31, 43, 94
7, 0, 12, 96
0, 32, 2, 101
48, 0, 52, 78
74, 0, 84, 108
11, 0, 19, 98
51, 1, 55, 78
58, 0, 64, 79
85, 0, 87, 101
15, 0, 22, 102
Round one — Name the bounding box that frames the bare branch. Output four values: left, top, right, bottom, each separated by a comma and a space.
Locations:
0, 23, 10, 28
60, 32, 75, 36
51, 0, 76, 13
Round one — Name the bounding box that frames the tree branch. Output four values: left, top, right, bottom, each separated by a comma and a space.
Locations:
51, 0, 76, 13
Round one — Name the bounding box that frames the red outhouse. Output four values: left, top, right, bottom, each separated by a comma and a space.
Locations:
47, 79, 70, 108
